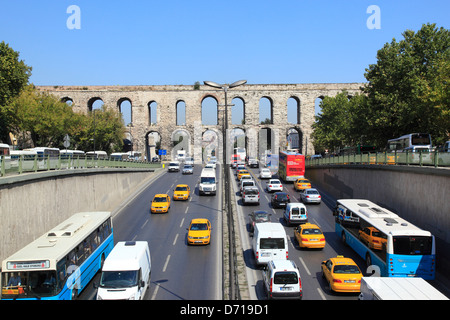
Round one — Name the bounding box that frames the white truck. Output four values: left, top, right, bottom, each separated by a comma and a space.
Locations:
359, 277, 448, 300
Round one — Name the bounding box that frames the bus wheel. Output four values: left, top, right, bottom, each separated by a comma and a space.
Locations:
365, 253, 372, 268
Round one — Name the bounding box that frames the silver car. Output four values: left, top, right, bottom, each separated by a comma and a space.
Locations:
300, 188, 321, 204
242, 186, 260, 205
182, 164, 194, 174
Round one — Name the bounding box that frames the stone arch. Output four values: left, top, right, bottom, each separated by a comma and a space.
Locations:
287, 96, 301, 125
259, 96, 273, 124
202, 129, 220, 162
145, 130, 161, 161
171, 128, 191, 159
176, 100, 186, 125
118, 97, 132, 126
201, 96, 218, 125
230, 127, 247, 153
61, 97, 73, 106
258, 127, 275, 161
231, 97, 245, 125
88, 97, 104, 112
148, 101, 157, 125
315, 95, 325, 117
286, 127, 302, 152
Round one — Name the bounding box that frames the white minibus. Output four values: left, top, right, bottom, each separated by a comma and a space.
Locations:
199, 167, 216, 195
96, 241, 151, 300
252, 223, 288, 265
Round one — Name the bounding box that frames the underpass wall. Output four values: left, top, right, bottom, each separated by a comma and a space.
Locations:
306, 165, 450, 280
0, 168, 160, 263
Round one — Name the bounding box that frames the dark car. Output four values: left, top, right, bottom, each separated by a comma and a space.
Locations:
271, 192, 290, 208
248, 210, 271, 233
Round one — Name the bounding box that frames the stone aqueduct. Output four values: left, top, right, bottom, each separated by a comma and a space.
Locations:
37, 83, 364, 162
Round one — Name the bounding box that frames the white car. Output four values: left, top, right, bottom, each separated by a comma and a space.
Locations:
266, 179, 283, 192
259, 168, 272, 179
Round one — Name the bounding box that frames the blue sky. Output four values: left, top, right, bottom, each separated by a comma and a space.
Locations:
1, 0, 449, 87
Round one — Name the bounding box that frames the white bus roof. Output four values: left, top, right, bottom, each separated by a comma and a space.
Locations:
362, 277, 448, 300
337, 199, 431, 237
1, 212, 111, 272
102, 241, 148, 271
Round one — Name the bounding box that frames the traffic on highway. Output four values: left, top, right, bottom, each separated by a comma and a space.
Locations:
2, 154, 448, 301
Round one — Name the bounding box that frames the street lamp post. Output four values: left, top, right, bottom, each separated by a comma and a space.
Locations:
204, 80, 246, 299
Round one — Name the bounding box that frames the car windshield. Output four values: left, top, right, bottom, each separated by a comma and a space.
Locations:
175, 186, 188, 191
306, 190, 319, 195
333, 265, 360, 274
183, 165, 192, 169
201, 177, 215, 184
190, 223, 208, 231
244, 189, 258, 195
153, 197, 167, 202
271, 180, 281, 184
100, 270, 138, 288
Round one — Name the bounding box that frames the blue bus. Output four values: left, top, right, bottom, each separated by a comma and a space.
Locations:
333, 199, 435, 280
1, 212, 114, 300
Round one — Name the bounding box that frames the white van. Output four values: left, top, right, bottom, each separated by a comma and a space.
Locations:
96, 241, 151, 300
262, 260, 302, 300
252, 223, 288, 265
283, 203, 308, 226
168, 161, 180, 172
199, 168, 216, 195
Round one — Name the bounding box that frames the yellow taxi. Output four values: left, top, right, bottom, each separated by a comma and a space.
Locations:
294, 178, 311, 191
151, 194, 171, 213
173, 184, 190, 201
359, 227, 387, 251
321, 256, 362, 293
187, 218, 211, 245
294, 223, 326, 249
237, 169, 250, 181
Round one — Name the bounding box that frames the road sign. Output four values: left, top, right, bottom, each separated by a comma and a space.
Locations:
63, 134, 71, 148
158, 149, 167, 155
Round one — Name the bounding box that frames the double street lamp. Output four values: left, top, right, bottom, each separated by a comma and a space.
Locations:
203, 80, 246, 299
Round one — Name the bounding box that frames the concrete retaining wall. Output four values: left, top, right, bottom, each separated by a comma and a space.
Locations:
306, 165, 450, 278
0, 168, 160, 262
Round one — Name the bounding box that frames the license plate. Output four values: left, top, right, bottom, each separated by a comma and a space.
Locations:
280, 287, 293, 291
261, 252, 271, 257
310, 239, 319, 241
344, 280, 355, 283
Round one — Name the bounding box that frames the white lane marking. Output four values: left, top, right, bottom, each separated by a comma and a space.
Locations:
162, 254, 171, 272
173, 233, 179, 246
317, 288, 327, 300
298, 257, 311, 276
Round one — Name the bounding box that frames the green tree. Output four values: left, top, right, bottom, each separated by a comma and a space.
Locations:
77, 105, 125, 154
363, 23, 450, 146
0, 41, 32, 142
311, 91, 369, 153
7, 85, 86, 148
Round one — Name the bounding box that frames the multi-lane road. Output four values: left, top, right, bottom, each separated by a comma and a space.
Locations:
80, 162, 449, 300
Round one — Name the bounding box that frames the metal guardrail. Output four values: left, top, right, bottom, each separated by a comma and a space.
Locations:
306, 151, 450, 168
0, 155, 161, 177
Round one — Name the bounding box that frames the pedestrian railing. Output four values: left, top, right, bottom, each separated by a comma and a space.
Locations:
0, 155, 161, 177
306, 150, 450, 168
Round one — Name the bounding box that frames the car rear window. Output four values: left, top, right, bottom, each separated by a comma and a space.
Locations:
274, 271, 298, 284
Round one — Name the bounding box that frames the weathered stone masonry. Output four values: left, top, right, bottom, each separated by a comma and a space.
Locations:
37, 83, 364, 161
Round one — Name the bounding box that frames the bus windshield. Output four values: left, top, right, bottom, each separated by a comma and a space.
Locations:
393, 236, 433, 255
1, 270, 59, 299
